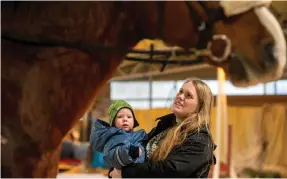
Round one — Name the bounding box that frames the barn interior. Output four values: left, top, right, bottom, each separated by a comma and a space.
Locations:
56, 2, 287, 178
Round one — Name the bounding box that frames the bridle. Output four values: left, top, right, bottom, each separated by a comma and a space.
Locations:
157, 2, 228, 50
155, 1, 232, 70
1, 1, 232, 71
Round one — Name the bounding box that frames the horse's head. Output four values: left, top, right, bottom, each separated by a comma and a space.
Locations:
135, 1, 286, 87
213, 1, 286, 87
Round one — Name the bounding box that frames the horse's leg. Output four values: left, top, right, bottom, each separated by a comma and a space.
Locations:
1, 40, 124, 177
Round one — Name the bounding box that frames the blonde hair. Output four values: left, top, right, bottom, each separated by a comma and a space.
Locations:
151, 77, 214, 161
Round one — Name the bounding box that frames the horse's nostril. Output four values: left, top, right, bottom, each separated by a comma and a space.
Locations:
228, 54, 249, 82
261, 41, 276, 69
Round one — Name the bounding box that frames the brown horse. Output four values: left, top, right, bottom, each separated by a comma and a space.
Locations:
1, 1, 286, 177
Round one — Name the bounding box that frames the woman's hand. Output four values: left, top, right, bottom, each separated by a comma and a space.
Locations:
110, 168, 122, 178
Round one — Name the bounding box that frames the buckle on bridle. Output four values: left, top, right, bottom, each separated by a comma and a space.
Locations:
198, 22, 206, 31
207, 34, 232, 63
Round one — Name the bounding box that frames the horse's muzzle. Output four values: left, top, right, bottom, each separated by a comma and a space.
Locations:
228, 6, 286, 87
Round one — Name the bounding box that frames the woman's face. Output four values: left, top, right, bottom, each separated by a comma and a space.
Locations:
171, 81, 199, 119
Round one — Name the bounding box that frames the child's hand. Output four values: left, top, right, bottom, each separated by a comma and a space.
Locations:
130, 145, 141, 158
139, 147, 142, 157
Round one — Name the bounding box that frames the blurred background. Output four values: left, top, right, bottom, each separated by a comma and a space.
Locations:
57, 2, 287, 178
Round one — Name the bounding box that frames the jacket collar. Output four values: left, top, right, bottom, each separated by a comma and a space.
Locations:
155, 113, 176, 121
151, 113, 217, 152
156, 113, 176, 125
155, 113, 213, 135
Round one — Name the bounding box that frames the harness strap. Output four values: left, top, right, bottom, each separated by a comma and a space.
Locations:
185, 2, 227, 50
2, 2, 228, 69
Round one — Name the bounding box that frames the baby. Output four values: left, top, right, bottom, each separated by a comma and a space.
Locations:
90, 100, 147, 169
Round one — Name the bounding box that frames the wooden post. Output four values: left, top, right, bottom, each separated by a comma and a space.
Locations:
227, 125, 232, 177
213, 67, 227, 178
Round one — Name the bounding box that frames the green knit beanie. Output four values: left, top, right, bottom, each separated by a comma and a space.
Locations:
108, 100, 139, 128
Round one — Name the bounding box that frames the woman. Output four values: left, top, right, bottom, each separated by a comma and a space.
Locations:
110, 77, 216, 178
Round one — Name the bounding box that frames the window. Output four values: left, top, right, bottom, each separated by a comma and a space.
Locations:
203, 80, 219, 95
125, 100, 150, 109
111, 81, 150, 99
276, 80, 287, 95
265, 82, 276, 95
110, 79, 287, 109
224, 81, 264, 95
152, 100, 173, 108
152, 81, 177, 99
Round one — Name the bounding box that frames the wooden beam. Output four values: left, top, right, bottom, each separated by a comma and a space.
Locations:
118, 61, 139, 68
131, 63, 144, 73
110, 64, 211, 81
213, 95, 287, 106
117, 68, 127, 75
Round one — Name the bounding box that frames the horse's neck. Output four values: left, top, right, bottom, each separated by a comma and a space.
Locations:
125, 1, 203, 48
2, 38, 125, 177
2, 2, 139, 48
2, 38, 124, 146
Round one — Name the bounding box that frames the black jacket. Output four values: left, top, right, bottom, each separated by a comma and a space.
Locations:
121, 113, 216, 178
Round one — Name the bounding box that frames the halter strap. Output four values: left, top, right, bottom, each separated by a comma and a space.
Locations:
155, 2, 227, 71
1, 2, 228, 71
156, 2, 226, 49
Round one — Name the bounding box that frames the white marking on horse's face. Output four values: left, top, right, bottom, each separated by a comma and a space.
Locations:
220, 0, 272, 17
232, 6, 286, 87
253, 7, 286, 82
